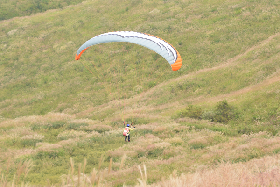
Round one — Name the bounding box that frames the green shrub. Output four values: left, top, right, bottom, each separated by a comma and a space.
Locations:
179, 105, 203, 119
213, 101, 236, 123
201, 110, 216, 121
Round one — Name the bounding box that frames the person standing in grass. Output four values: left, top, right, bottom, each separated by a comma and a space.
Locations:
123, 121, 135, 142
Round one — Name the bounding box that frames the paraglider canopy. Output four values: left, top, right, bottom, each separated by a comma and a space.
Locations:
75, 31, 182, 71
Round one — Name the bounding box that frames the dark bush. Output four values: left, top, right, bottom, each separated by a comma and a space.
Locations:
213, 100, 235, 123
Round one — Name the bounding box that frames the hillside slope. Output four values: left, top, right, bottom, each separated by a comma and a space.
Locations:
0, 0, 280, 186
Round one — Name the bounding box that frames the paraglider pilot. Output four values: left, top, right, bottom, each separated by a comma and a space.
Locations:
123, 121, 135, 142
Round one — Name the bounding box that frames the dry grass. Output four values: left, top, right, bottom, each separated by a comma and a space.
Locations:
2, 117, 280, 186
152, 126, 167, 133
136, 165, 147, 187
164, 137, 183, 145
83, 124, 112, 131
4, 148, 36, 159
136, 123, 160, 130
58, 138, 80, 146
0, 113, 75, 128
119, 154, 127, 170
60, 157, 116, 187
0, 113, 108, 130
36, 143, 63, 151
0, 159, 33, 187
108, 149, 138, 158
57, 130, 88, 140
2, 128, 280, 187
188, 137, 208, 145
147, 154, 280, 187
196, 132, 280, 165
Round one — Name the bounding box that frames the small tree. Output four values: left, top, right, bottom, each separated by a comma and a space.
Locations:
213, 100, 235, 123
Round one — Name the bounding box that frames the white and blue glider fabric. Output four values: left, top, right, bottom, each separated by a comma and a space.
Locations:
75, 31, 182, 71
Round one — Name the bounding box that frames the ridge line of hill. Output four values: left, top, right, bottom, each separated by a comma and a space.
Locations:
142, 32, 280, 98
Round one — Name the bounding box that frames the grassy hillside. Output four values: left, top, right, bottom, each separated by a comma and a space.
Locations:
0, 0, 280, 186
0, 0, 84, 21
1, 0, 279, 119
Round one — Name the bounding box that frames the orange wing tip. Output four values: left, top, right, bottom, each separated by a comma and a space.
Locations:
75, 47, 90, 60
171, 60, 182, 71
171, 52, 182, 71
75, 54, 80, 60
